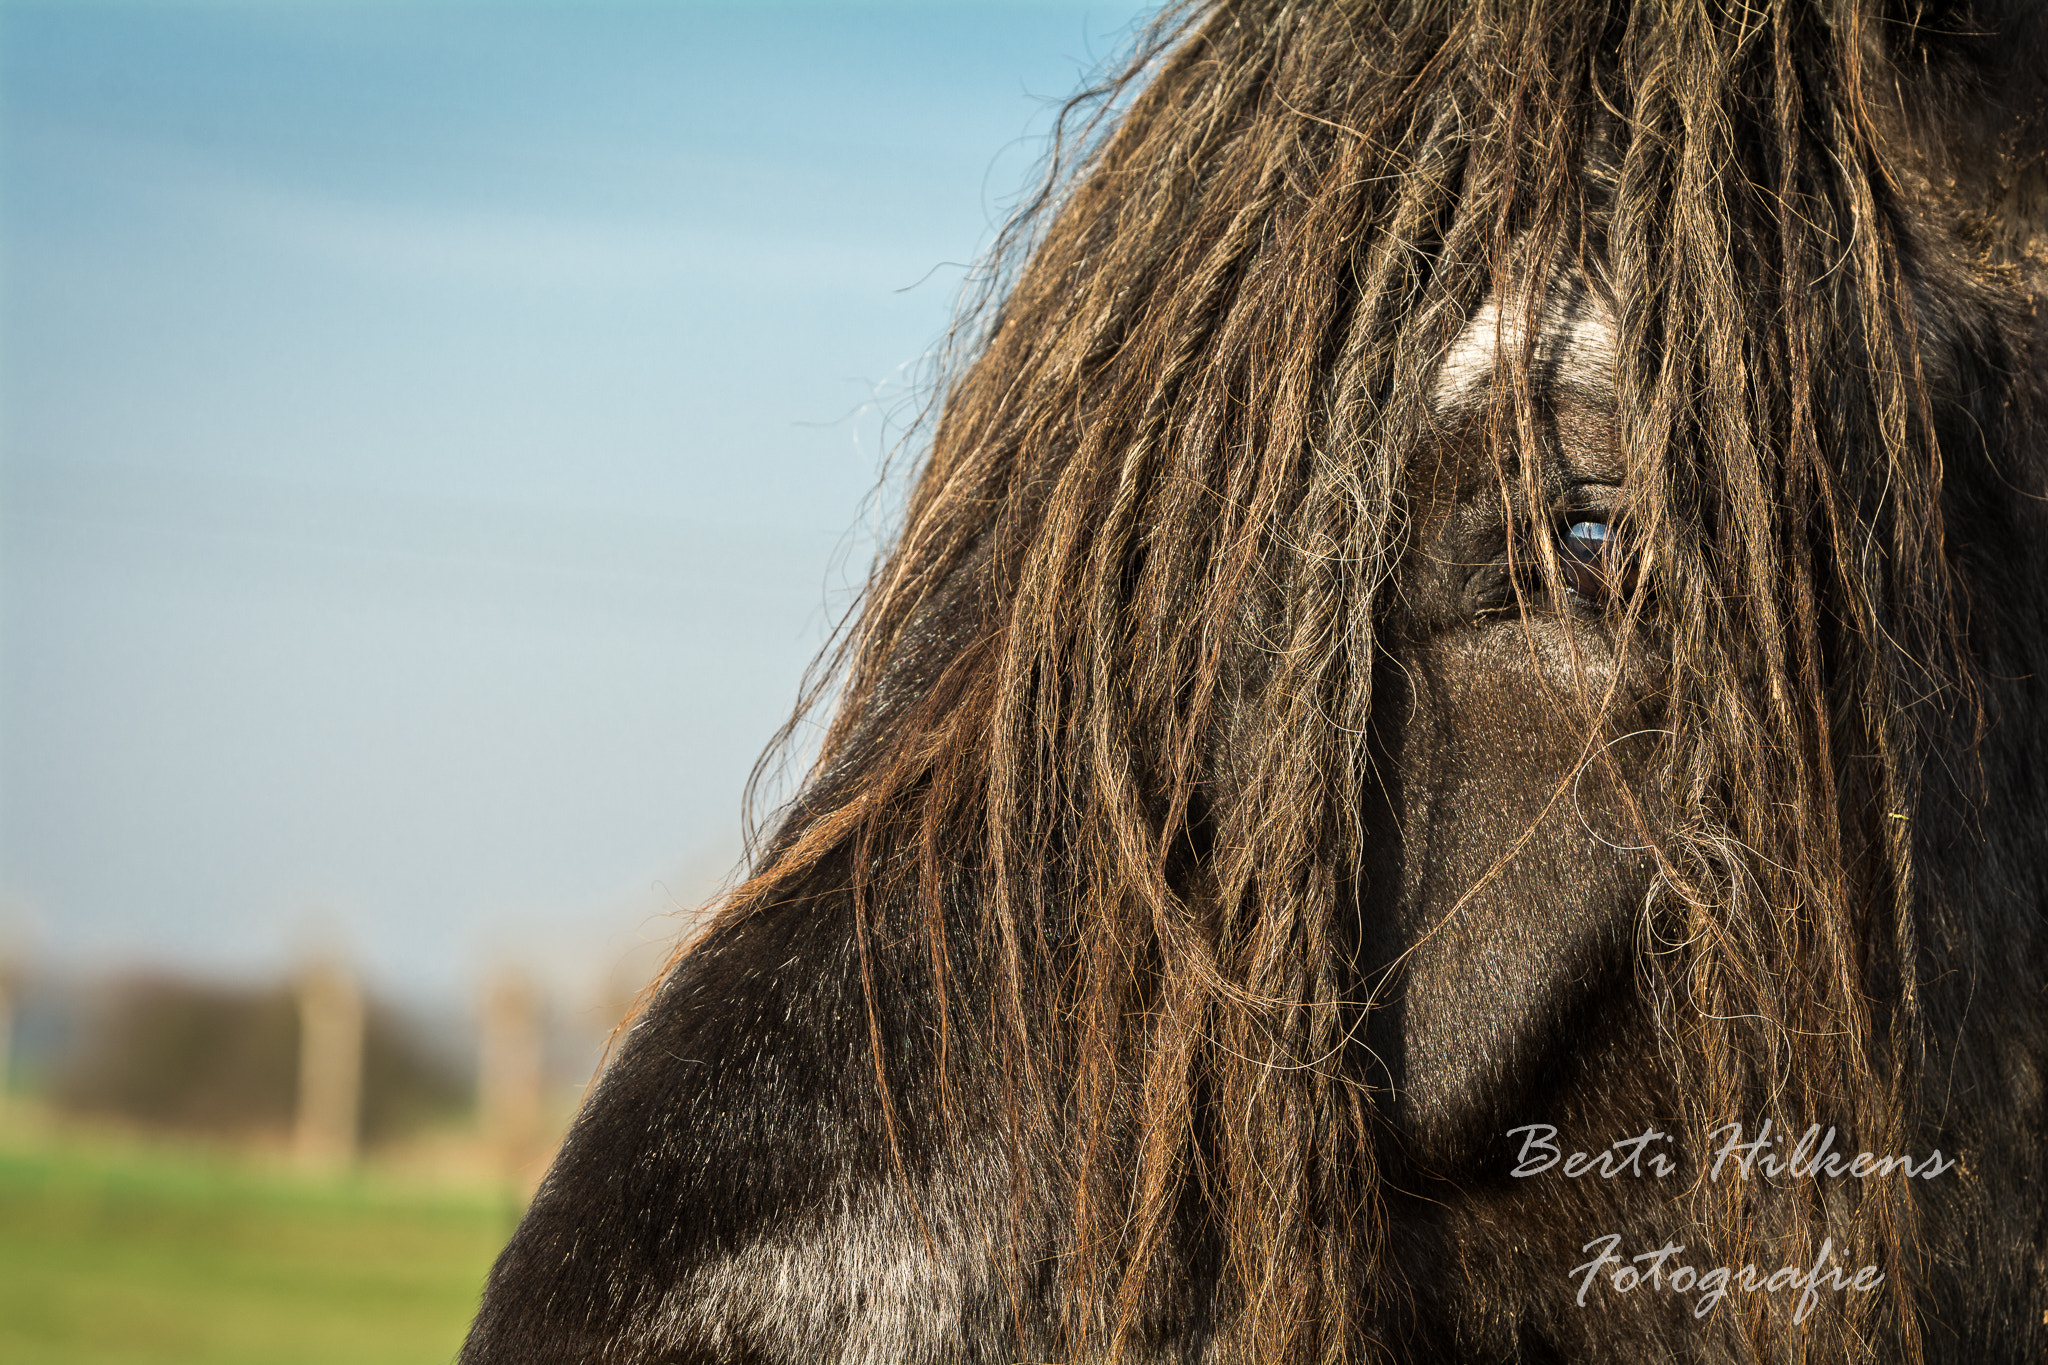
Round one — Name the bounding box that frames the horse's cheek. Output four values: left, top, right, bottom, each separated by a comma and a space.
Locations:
1359, 633, 1660, 1161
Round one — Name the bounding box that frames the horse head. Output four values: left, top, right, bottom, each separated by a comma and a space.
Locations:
464, 2, 2048, 1360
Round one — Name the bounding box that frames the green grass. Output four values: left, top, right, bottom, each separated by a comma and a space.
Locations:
0, 1129, 516, 1365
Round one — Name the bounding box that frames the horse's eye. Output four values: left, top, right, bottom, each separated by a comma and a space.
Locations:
1561, 520, 1618, 603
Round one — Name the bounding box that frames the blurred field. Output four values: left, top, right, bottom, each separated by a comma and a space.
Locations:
0, 1122, 512, 1365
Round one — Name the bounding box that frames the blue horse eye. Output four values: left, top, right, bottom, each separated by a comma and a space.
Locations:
1565, 521, 1612, 560
1561, 521, 1620, 602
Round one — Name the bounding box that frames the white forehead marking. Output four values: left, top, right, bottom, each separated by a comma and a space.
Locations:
1431, 286, 1618, 409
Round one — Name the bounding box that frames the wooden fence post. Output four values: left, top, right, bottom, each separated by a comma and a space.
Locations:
295, 959, 363, 1170
0, 972, 11, 1122
479, 968, 544, 1190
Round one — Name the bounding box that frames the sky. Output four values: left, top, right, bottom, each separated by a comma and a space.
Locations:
1, 0, 1156, 1008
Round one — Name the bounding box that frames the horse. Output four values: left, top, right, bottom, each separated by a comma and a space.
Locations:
460, 1, 2048, 1360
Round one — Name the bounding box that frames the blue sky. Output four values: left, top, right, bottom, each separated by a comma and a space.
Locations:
1, 1, 1154, 1005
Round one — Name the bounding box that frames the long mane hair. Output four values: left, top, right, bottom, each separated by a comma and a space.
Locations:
683, 1, 2047, 1360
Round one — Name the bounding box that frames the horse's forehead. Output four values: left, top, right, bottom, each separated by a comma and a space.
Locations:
1410, 280, 1626, 516
1430, 280, 1618, 411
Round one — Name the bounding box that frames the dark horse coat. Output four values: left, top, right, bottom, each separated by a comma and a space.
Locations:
463, 1, 2048, 1361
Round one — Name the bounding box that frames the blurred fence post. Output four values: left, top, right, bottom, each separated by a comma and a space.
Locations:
0, 971, 11, 1120
295, 959, 363, 1170
479, 968, 543, 1190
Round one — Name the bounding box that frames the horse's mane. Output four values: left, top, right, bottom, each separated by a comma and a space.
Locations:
685, 2, 2048, 1360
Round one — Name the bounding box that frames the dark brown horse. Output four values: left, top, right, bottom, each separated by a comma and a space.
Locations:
462, 1, 2048, 1360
